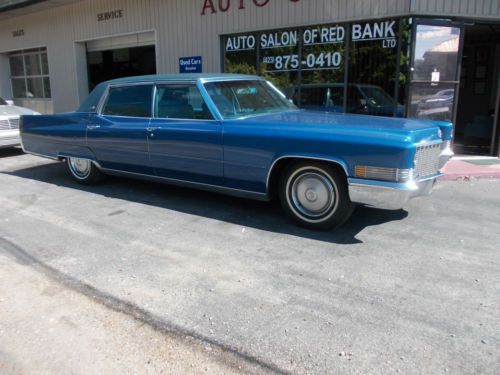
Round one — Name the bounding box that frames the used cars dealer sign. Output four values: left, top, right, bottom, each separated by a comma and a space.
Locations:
201, 0, 300, 15
179, 56, 202, 73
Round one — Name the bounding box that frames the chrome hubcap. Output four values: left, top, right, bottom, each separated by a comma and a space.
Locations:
69, 158, 91, 178
291, 172, 335, 218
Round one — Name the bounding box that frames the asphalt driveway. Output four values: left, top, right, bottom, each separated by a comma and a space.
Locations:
0, 148, 499, 374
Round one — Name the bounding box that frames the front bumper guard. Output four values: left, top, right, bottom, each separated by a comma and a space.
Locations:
348, 174, 441, 210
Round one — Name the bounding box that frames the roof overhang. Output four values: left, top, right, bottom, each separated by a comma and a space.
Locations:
0, 0, 81, 20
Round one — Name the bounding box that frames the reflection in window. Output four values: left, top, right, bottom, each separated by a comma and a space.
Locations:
408, 83, 455, 122
9, 48, 51, 99
413, 25, 460, 82
223, 34, 258, 76
348, 20, 406, 117
259, 29, 300, 92
293, 85, 344, 112
300, 24, 345, 109
222, 19, 409, 118
204, 80, 297, 119
155, 84, 213, 120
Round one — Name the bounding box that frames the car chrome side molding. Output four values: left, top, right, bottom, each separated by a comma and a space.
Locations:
100, 167, 270, 202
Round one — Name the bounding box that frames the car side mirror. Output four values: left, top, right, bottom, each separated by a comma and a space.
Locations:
6, 100, 14, 106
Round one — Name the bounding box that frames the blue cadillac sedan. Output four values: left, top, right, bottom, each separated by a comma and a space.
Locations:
20, 74, 453, 230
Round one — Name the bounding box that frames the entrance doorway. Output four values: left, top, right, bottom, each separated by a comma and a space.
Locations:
86, 31, 157, 91
455, 24, 500, 155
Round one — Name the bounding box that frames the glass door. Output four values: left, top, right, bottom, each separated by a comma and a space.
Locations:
408, 21, 463, 124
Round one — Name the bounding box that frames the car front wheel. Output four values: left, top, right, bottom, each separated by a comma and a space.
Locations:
66, 157, 103, 184
279, 161, 353, 230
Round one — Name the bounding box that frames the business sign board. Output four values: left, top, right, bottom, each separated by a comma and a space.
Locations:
224, 20, 398, 73
179, 56, 202, 73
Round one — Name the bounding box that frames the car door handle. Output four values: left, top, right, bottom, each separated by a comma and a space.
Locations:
146, 127, 159, 132
87, 125, 101, 130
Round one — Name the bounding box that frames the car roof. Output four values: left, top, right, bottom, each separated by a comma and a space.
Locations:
103, 73, 262, 85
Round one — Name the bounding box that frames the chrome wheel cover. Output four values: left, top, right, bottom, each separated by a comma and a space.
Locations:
68, 158, 91, 179
291, 171, 336, 218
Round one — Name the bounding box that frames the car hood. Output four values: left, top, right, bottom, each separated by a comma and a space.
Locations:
0, 105, 38, 117
237, 110, 452, 143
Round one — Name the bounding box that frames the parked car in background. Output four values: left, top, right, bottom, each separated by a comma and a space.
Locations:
20, 74, 453, 230
0, 97, 39, 148
416, 89, 454, 121
285, 83, 405, 117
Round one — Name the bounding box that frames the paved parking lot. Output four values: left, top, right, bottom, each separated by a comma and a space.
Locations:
0, 148, 499, 374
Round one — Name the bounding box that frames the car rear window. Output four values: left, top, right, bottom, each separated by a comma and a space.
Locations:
102, 84, 153, 118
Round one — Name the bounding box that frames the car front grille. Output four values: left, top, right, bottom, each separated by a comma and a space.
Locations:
415, 143, 441, 179
0, 117, 20, 130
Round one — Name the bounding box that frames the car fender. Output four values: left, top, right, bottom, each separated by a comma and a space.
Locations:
266, 153, 350, 190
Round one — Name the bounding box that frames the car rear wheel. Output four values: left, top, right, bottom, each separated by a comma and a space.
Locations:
66, 157, 103, 184
279, 161, 353, 230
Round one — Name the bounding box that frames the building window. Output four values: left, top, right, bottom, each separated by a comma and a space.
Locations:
9, 48, 51, 99
222, 18, 408, 118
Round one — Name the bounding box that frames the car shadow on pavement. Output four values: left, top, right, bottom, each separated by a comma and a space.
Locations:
0, 147, 24, 158
4, 161, 408, 244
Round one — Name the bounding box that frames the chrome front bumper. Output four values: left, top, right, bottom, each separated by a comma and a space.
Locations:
348, 175, 440, 210
349, 142, 453, 210
0, 131, 20, 149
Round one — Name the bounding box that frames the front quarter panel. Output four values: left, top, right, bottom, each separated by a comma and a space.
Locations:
222, 118, 415, 193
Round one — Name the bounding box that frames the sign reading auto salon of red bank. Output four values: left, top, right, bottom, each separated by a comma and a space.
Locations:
201, 0, 300, 15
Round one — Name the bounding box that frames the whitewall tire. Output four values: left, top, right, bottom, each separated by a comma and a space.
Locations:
66, 157, 103, 184
279, 161, 353, 230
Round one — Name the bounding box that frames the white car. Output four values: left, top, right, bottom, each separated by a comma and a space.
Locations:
0, 97, 40, 148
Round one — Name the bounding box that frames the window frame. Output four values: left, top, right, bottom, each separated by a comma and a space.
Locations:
99, 82, 155, 119
9, 47, 51, 99
152, 82, 216, 121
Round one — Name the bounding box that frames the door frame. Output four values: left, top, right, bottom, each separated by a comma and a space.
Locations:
407, 18, 465, 127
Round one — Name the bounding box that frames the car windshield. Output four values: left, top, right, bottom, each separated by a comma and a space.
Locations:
358, 85, 394, 107
0, 97, 7, 105
204, 80, 297, 119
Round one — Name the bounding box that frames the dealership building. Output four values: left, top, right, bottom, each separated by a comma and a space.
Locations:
1, 0, 500, 156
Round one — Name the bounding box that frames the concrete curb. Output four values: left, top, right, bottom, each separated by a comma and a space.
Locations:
440, 158, 500, 181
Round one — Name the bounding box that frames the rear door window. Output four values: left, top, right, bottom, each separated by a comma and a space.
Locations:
101, 84, 153, 118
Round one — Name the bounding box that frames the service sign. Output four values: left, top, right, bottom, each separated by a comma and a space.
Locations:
179, 56, 202, 73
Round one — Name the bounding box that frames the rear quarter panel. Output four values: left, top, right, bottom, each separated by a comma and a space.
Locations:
21, 113, 93, 159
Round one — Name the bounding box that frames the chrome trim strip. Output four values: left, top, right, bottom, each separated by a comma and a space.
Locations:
24, 150, 60, 161
100, 167, 269, 201
266, 156, 349, 191
415, 139, 443, 147
151, 84, 158, 120
198, 76, 264, 84
55, 154, 268, 200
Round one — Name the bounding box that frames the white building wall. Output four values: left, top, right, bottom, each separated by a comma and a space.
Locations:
0, 0, 499, 113
410, 0, 500, 19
